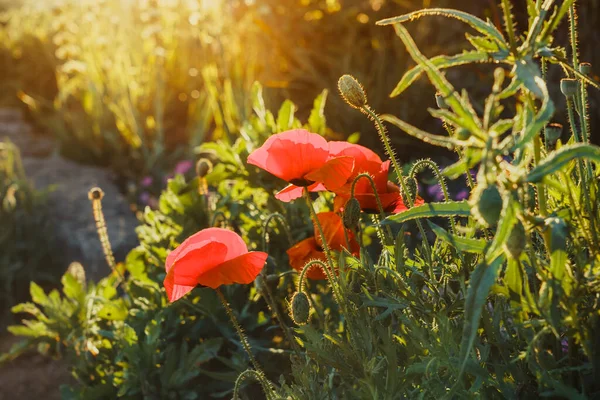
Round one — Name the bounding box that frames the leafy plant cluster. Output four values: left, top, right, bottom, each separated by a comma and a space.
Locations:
5, 1, 600, 399
0, 139, 61, 325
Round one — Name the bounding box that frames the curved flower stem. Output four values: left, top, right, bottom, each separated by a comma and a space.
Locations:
359, 105, 433, 269
262, 213, 294, 253
350, 173, 393, 246
215, 288, 274, 396
233, 369, 274, 400
298, 260, 334, 294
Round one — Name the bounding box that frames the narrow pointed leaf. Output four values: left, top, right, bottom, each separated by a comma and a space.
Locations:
381, 201, 471, 225
526, 144, 600, 182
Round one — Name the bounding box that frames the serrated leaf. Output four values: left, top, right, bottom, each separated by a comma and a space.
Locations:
457, 255, 505, 381
526, 144, 600, 182
381, 114, 461, 149
381, 201, 471, 225
377, 9, 506, 46
390, 51, 490, 97
97, 299, 128, 321
427, 221, 488, 253
307, 89, 328, 135
276, 100, 296, 132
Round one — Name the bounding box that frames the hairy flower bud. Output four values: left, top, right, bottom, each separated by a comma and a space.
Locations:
504, 221, 526, 259
290, 291, 311, 325
544, 123, 562, 145
338, 74, 367, 109
196, 158, 213, 178
88, 187, 104, 200
435, 92, 449, 109
343, 197, 361, 230
469, 184, 503, 227
580, 62, 592, 75
560, 78, 579, 97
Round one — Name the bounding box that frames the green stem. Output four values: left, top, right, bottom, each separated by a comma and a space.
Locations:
216, 287, 273, 397
233, 369, 274, 400
533, 137, 548, 217
298, 260, 332, 294
350, 173, 393, 245
360, 106, 433, 270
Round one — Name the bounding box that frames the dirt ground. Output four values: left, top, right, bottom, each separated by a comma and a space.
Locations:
0, 334, 72, 400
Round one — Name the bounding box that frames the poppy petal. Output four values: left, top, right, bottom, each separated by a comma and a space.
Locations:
168, 241, 229, 286
247, 129, 329, 182
163, 267, 196, 302
287, 237, 327, 280
275, 182, 327, 202
304, 156, 354, 191
328, 141, 382, 164
313, 212, 346, 250
197, 251, 268, 289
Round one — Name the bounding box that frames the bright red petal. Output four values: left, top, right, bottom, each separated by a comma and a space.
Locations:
287, 238, 327, 280
328, 142, 382, 164
167, 241, 228, 286
304, 156, 354, 191
197, 251, 268, 289
275, 182, 326, 202
163, 267, 196, 302
313, 212, 345, 250
247, 129, 329, 182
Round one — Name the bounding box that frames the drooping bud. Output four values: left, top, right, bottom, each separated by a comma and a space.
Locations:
88, 187, 104, 200
469, 184, 503, 227
196, 158, 213, 178
290, 291, 311, 325
338, 74, 367, 109
544, 123, 562, 146
435, 92, 449, 109
560, 78, 579, 97
343, 197, 361, 230
504, 221, 526, 259
580, 62, 592, 75
455, 127, 471, 141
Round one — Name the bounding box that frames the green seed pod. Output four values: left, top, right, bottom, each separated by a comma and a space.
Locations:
196, 158, 213, 178
469, 184, 503, 227
338, 75, 367, 109
435, 92, 449, 109
290, 291, 311, 325
580, 62, 592, 75
343, 197, 361, 230
560, 78, 579, 97
455, 127, 470, 141
504, 221, 526, 259
544, 123, 562, 145
88, 187, 104, 200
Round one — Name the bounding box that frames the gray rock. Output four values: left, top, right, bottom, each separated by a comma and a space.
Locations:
0, 108, 55, 158
22, 156, 138, 281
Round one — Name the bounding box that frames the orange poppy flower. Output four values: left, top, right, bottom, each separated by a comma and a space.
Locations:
287, 212, 360, 280
164, 228, 268, 302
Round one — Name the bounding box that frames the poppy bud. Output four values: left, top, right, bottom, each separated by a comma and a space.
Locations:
343, 197, 361, 230
290, 291, 310, 325
580, 62, 592, 75
504, 221, 526, 259
544, 123, 562, 145
435, 92, 449, 109
469, 184, 503, 227
88, 187, 104, 200
455, 128, 470, 141
196, 158, 213, 178
560, 78, 579, 97
338, 75, 367, 109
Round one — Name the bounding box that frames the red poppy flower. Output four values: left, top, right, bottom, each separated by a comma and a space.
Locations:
163, 228, 268, 302
333, 160, 424, 213
247, 129, 355, 202
287, 212, 360, 280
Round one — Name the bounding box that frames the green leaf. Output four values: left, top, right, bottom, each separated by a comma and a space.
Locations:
61, 272, 84, 302
377, 9, 506, 46
512, 75, 554, 149
97, 299, 128, 321
427, 221, 488, 253
526, 144, 600, 183
381, 114, 461, 149
30, 282, 49, 307
276, 100, 296, 132
390, 51, 490, 97
457, 255, 505, 381
391, 24, 484, 138
307, 89, 328, 135
381, 201, 471, 225
513, 57, 544, 98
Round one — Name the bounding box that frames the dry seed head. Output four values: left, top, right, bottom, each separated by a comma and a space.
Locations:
343, 197, 361, 230
580, 62, 592, 75
560, 78, 579, 97
504, 221, 526, 259
469, 184, 503, 227
544, 123, 562, 145
338, 74, 367, 109
290, 291, 311, 325
196, 158, 213, 178
88, 187, 104, 200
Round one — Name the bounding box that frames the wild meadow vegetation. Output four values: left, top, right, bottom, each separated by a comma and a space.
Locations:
3, 0, 600, 398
